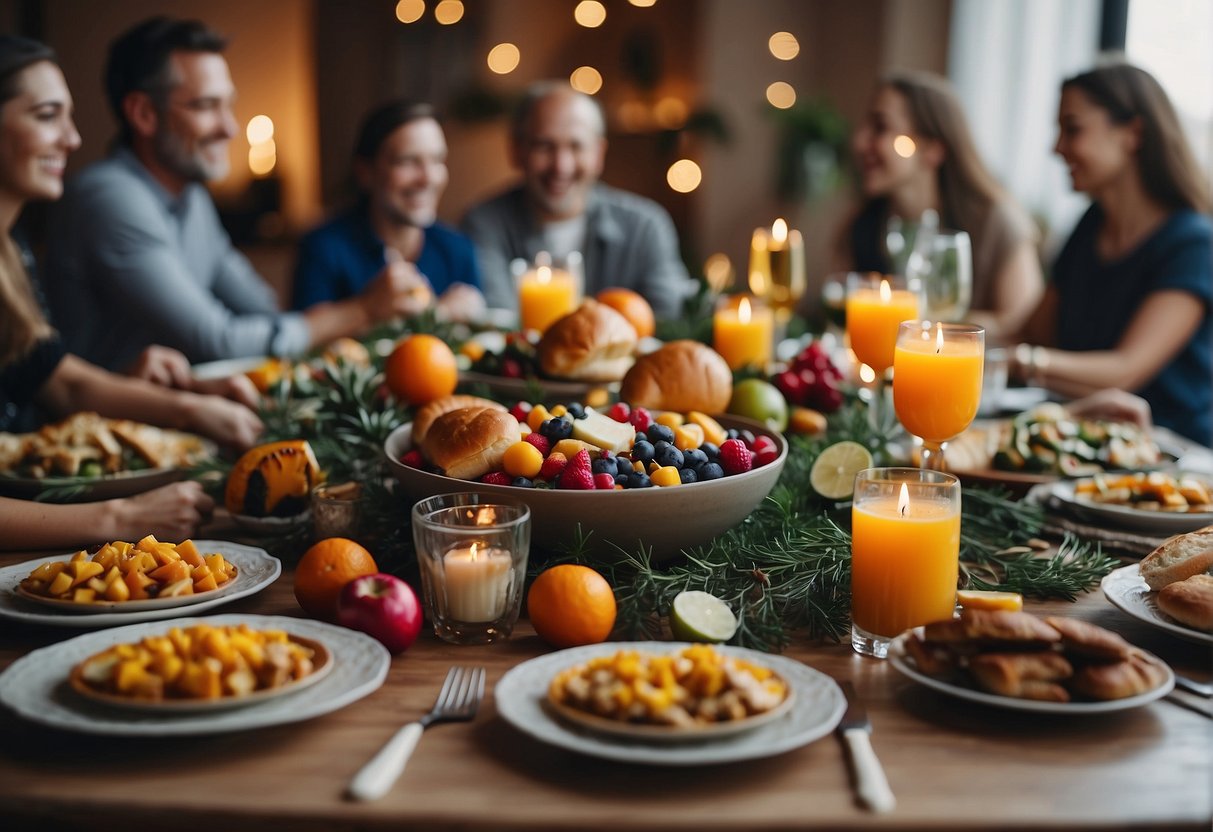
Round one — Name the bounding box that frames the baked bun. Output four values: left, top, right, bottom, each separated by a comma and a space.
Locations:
1139, 526, 1213, 590
619, 340, 733, 414
413, 395, 505, 445
537, 300, 638, 382
1069, 651, 1169, 700
420, 407, 520, 481
1156, 573, 1213, 631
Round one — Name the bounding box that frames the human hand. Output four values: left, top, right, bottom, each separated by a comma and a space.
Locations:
190, 372, 262, 410
185, 394, 263, 449
127, 345, 193, 389
1064, 389, 1153, 431
435, 283, 487, 323
362, 248, 434, 323
114, 481, 215, 541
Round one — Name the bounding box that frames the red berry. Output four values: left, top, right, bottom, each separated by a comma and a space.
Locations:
509, 401, 532, 422
399, 449, 424, 468
558, 464, 595, 490
719, 438, 754, 475
593, 472, 616, 490
539, 452, 568, 481
523, 432, 551, 455
607, 402, 631, 423
480, 471, 512, 486
567, 449, 592, 471
775, 369, 805, 405
629, 407, 653, 432
754, 446, 780, 467
501, 358, 523, 378
808, 381, 844, 413
797, 367, 818, 390
752, 435, 777, 456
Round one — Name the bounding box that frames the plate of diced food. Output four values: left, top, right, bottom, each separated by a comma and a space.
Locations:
889, 609, 1174, 713
0, 539, 280, 627
0, 412, 212, 500
1048, 472, 1213, 534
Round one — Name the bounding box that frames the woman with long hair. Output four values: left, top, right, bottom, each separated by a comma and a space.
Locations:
0, 35, 262, 548
841, 70, 1044, 335
1014, 61, 1212, 445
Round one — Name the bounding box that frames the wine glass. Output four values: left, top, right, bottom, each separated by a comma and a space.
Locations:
892, 321, 985, 471
845, 273, 921, 433
918, 230, 973, 322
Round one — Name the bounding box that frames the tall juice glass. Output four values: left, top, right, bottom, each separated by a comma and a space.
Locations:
845, 273, 920, 432
851, 468, 961, 658
893, 321, 984, 471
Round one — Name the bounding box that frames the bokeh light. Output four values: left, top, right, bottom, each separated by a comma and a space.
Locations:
434, 0, 464, 24
487, 43, 521, 75
574, 0, 607, 28
893, 135, 917, 158
628, 0, 657, 6
570, 66, 603, 95
766, 81, 796, 109
249, 140, 276, 176
654, 97, 688, 128
769, 32, 800, 60
703, 253, 734, 294
245, 115, 274, 145
395, 0, 425, 24
667, 159, 702, 193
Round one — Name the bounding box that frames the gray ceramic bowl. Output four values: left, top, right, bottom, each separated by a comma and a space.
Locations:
385, 414, 787, 563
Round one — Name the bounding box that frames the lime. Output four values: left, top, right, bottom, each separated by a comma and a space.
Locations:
669, 591, 738, 643
809, 440, 873, 499
957, 589, 1024, 612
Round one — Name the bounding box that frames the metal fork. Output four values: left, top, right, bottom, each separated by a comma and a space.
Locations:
347, 666, 485, 801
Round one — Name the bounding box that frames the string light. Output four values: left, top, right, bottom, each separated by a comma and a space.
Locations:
570, 66, 603, 95
768, 32, 799, 60
667, 159, 702, 193
395, 0, 425, 24
574, 0, 606, 28
766, 81, 796, 109
434, 0, 464, 24
245, 115, 273, 145
487, 43, 521, 74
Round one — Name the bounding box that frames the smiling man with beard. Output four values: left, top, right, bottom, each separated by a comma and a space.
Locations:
43, 17, 424, 371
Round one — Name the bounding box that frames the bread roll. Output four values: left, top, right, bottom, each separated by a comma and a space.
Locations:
1156, 573, 1213, 631
1139, 526, 1213, 590
413, 395, 505, 445
537, 300, 638, 382
1069, 651, 1169, 700
1042, 616, 1133, 662
619, 340, 733, 414
421, 407, 520, 481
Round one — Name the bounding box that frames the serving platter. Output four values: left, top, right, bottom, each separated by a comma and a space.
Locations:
1101, 564, 1213, 646
1046, 479, 1213, 535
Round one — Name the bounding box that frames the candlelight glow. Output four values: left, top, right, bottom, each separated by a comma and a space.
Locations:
898, 483, 910, 516
667, 159, 702, 193
859, 363, 876, 383
245, 115, 274, 145
879, 279, 892, 302
654, 97, 688, 128
434, 0, 464, 24
894, 135, 917, 158
704, 253, 733, 293
769, 32, 800, 60
570, 66, 603, 95
749, 269, 769, 296
628, 0, 657, 6
537, 265, 552, 285
574, 0, 607, 27
738, 297, 752, 324
617, 100, 648, 131
766, 81, 796, 109
395, 0, 425, 24
469, 542, 479, 560
248, 140, 276, 176
487, 43, 521, 74
772, 217, 788, 244
475, 507, 497, 525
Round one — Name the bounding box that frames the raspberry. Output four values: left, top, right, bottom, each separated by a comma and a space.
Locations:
399, 449, 424, 468
558, 463, 595, 490
522, 432, 551, 456
629, 407, 654, 433
480, 471, 512, 486
593, 472, 616, 490
719, 438, 753, 475
607, 402, 631, 423
538, 452, 568, 481
509, 401, 532, 422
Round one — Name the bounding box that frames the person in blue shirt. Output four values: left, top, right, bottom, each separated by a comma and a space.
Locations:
293, 100, 484, 321
1014, 62, 1212, 446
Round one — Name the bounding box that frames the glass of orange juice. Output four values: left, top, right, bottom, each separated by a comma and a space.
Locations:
845, 273, 920, 433
851, 468, 961, 658
893, 321, 984, 471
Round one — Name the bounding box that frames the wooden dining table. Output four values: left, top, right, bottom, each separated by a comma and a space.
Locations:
0, 540, 1209, 832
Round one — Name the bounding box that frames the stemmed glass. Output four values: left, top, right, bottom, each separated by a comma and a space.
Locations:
845, 273, 921, 433
892, 321, 985, 471
917, 230, 973, 322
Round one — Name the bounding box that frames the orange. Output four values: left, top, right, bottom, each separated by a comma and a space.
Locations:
596, 288, 656, 339
527, 564, 617, 648
294, 537, 379, 621
386, 334, 458, 405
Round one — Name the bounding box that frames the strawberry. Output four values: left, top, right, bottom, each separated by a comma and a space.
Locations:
480, 471, 512, 486
629, 407, 653, 433
523, 432, 551, 456
567, 449, 592, 471
538, 452, 568, 481
718, 438, 753, 475
593, 472, 616, 490
558, 463, 595, 490
399, 449, 424, 468
509, 401, 532, 422
607, 401, 631, 423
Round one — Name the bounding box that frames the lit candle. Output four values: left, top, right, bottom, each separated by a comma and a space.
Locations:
893, 322, 984, 443
846, 278, 920, 374
766, 219, 806, 317
518, 265, 578, 333
713, 296, 774, 370
851, 481, 960, 639
442, 541, 513, 623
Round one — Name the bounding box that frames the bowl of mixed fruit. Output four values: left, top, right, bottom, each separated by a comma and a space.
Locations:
385, 399, 787, 561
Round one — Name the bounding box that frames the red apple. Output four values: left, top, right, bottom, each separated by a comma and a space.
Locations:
337, 573, 423, 654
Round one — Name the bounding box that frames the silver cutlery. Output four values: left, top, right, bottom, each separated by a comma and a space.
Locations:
1174, 674, 1213, 698
347, 666, 485, 802
838, 682, 896, 814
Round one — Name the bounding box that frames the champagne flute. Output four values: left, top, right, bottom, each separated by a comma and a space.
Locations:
845, 273, 921, 433
892, 321, 985, 471
920, 230, 972, 322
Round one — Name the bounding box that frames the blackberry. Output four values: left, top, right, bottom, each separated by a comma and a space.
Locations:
631, 439, 655, 464
678, 468, 698, 484
626, 471, 654, 488
591, 458, 616, 476
698, 462, 725, 481
646, 424, 676, 445
654, 444, 684, 469
567, 402, 587, 419
511, 476, 535, 488
700, 442, 720, 461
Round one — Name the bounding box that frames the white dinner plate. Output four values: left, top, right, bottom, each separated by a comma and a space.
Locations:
0, 614, 390, 735
1046, 479, 1213, 535
1101, 564, 1213, 646
888, 629, 1175, 714
0, 541, 280, 628
190, 356, 268, 380
494, 642, 845, 766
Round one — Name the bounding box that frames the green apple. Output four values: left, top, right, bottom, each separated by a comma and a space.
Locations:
727, 378, 789, 432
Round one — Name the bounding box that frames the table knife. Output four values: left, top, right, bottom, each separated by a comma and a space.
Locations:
838, 682, 896, 814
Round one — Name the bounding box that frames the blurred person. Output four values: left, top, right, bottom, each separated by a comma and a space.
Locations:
0, 35, 262, 548
838, 71, 1044, 336
1013, 62, 1212, 446
461, 81, 691, 318
41, 17, 422, 372
292, 99, 484, 322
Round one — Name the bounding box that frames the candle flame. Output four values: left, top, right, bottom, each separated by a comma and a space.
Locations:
739, 296, 752, 323
772, 218, 788, 244
859, 363, 876, 383
879, 279, 892, 303
898, 483, 910, 516
935, 323, 944, 354
537, 266, 552, 285
751, 228, 768, 251
469, 542, 479, 561
475, 506, 497, 525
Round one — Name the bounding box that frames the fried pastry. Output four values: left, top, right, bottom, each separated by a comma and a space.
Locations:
923, 609, 1061, 649
1069, 651, 1169, 701
1043, 616, 1134, 662
969, 652, 1073, 702
904, 633, 956, 676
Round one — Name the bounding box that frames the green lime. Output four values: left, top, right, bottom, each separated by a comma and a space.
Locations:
669, 591, 738, 643
809, 440, 873, 499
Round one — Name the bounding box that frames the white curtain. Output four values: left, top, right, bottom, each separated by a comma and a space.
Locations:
948, 0, 1101, 259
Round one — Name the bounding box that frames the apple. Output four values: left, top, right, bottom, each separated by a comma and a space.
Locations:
337, 573, 423, 654
727, 378, 789, 432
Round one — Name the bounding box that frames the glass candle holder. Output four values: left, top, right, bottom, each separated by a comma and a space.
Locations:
412, 494, 530, 645
712, 294, 774, 370
312, 482, 364, 540
850, 467, 961, 659
515, 251, 582, 334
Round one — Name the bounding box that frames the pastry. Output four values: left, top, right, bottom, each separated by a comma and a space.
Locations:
421, 407, 520, 480
923, 609, 1061, 648
1069, 651, 1169, 700
1043, 616, 1134, 662
537, 300, 638, 382
969, 652, 1073, 701
413, 395, 505, 446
